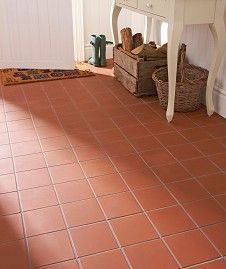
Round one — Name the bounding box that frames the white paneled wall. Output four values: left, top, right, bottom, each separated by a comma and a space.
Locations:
0, 0, 75, 69
83, 0, 145, 59
181, 25, 226, 118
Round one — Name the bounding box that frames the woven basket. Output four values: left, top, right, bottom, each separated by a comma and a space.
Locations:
152, 45, 209, 112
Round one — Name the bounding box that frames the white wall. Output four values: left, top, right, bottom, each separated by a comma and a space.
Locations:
0, 0, 75, 69
83, 0, 144, 59
181, 25, 226, 118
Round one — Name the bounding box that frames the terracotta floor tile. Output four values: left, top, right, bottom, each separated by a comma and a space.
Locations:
182, 157, 219, 177
62, 198, 105, 227
155, 132, 188, 147
11, 140, 41, 157
145, 121, 175, 135
110, 213, 158, 246
0, 122, 7, 133
153, 163, 191, 183
203, 222, 226, 256
81, 249, 129, 269
16, 168, 51, 190
141, 148, 175, 167
134, 185, 177, 211
193, 139, 226, 156
49, 163, 84, 183
102, 140, 135, 157
89, 173, 127, 196
55, 180, 94, 204
95, 129, 125, 144
23, 206, 65, 236
0, 112, 6, 123
198, 173, 226, 195
28, 230, 74, 268
113, 114, 140, 128
39, 260, 79, 269
124, 239, 178, 269
204, 123, 226, 137
180, 127, 213, 142
40, 136, 70, 152
171, 117, 198, 130
0, 144, 12, 159
184, 198, 226, 227
129, 135, 162, 152
7, 119, 34, 132
6, 110, 30, 121
120, 124, 150, 139
0, 214, 23, 243
0, 240, 29, 269
75, 144, 106, 161
36, 125, 64, 139
215, 194, 226, 209
209, 153, 226, 172
148, 205, 195, 236
0, 158, 14, 175
168, 143, 203, 161
68, 132, 98, 148
70, 222, 117, 257
0, 132, 9, 145
98, 192, 142, 219
190, 260, 226, 269
168, 180, 209, 204
9, 129, 37, 143
0, 192, 20, 215
111, 154, 147, 172
81, 158, 115, 177
0, 173, 16, 193
20, 185, 58, 211
45, 149, 76, 167
14, 153, 46, 172
165, 230, 219, 267
121, 168, 160, 190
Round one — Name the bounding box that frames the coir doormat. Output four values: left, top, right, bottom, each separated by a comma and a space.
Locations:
1, 63, 94, 86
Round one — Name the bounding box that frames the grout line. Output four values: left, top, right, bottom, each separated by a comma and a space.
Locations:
85, 76, 225, 264
20, 83, 82, 269
58, 80, 133, 269
1, 85, 32, 269
78, 79, 184, 268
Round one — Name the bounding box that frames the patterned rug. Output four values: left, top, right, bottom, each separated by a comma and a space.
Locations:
0, 63, 94, 86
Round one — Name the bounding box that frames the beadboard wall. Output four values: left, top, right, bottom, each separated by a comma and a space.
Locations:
83, 0, 145, 60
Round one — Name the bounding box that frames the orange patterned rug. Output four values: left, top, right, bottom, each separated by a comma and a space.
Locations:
0, 63, 94, 86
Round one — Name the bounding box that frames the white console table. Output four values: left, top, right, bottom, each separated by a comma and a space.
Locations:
111, 0, 226, 122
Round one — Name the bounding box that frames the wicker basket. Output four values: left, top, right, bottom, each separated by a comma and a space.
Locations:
152, 45, 209, 112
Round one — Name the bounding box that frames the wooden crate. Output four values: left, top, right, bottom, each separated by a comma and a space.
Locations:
113, 45, 167, 97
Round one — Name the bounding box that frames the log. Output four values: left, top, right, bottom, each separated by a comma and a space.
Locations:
131, 43, 168, 59
120, 28, 133, 52
133, 33, 143, 49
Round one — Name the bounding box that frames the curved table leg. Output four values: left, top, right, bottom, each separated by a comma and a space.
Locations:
206, 21, 226, 116
166, 22, 183, 122
110, 0, 122, 45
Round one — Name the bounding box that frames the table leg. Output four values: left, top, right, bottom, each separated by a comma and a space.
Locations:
206, 21, 226, 116
166, 22, 183, 122
144, 16, 152, 43
110, 0, 122, 45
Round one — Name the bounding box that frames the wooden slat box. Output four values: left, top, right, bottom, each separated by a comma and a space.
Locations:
113, 45, 167, 97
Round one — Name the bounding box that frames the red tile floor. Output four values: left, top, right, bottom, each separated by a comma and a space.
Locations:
0, 62, 226, 269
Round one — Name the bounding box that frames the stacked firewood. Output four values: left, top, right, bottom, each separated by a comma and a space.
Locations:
120, 27, 167, 59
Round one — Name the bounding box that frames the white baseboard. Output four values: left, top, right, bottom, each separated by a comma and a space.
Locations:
213, 86, 226, 119
84, 44, 114, 61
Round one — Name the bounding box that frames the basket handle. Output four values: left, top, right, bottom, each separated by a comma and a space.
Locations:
179, 43, 186, 83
